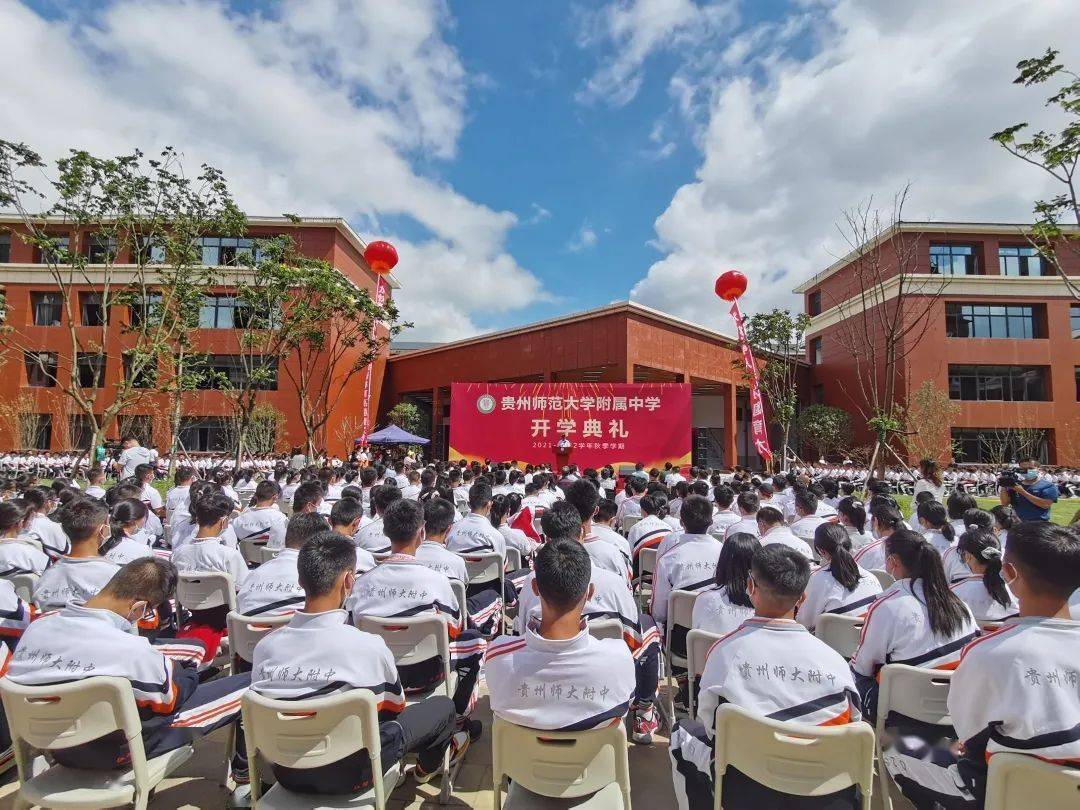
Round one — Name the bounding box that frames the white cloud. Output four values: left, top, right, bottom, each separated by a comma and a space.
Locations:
566, 222, 599, 253
620, 0, 1080, 329
0, 0, 544, 340
527, 203, 552, 224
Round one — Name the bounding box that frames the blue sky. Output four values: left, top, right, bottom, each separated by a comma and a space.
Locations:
4, 0, 1080, 339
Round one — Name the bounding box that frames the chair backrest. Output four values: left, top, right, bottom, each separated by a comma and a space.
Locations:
875, 664, 952, 734
355, 614, 451, 680
226, 610, 291, 664
665, 590, 699, 647
815, 613, 864, 659
177, 571, 237, 612
586, 617, 624, 642
7, 572, 38, 603
238, 538, 267, 567
462, 552, 503, 586
713, 703, 874, 809
242, 688, 390, 808
450, 578, 468, 620
492, 716, 631, 807
619, 515, 641, 534
984, 752, 1080, 810
504, 547, 523, 572
638, 547, 658, 578
685, 629, 721, 719
869, 569, 895, 589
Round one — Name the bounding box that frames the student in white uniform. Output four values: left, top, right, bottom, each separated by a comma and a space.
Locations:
851, 529, 978, 721
0, 500, 50, 577
84, 468, 107, 501
946, 491, 978, 537
723, 490, 760, 540
852, 502, 904, 573
883, 521, 1080, 809
988, 504, 1019, 554
354, 484, 400, 555
23, 486, 69, 560
447, 483, 528, 610
797, 523, 881, 631
590, 497, 631, 557
788, 489, 827, 543
491, 493, 539, 559
291, 479, 325, 517
942, 508, 994, 584
328, 499, 376, 573
651, 495, 723, 632
251, 532, 468, 794
670, 544, 863, 810
836, 496, 873, 550
33, 499, 121, 611
102, 499, 155, 566
916, 500, 957, 555
755, 506, 814, 560
135, 463, 164, 518
627, 493, 673, 562
230, 480, 288, 552
691, 532, 759, 636
237, 512, 328, 621
564, 480, 631, 583
165, 466, 195, 524
614, 476, 646, 524
709, 485, 739, 537
949, 529, 1018, 621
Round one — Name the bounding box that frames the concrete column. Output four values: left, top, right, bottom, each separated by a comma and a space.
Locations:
725, 383, 739, 469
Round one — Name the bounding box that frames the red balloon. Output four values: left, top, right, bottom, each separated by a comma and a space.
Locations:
715, 270, 748, 301
363, 240, 399, 275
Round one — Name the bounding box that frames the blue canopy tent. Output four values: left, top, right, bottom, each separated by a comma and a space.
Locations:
362, 424, 430, 445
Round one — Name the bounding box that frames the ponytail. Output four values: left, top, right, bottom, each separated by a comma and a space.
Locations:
715, 532, 759, 608
917, 501, 953, 542
489, 494, 510, 528
814, 523, 860, 591
885, 529, 968, 637
958, 529, 1010, 609
837, 496, 866, 534
104, 498, 148, 555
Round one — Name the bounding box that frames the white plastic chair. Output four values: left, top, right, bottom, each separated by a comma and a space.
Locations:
239, 537, 271, 567
7, 573, 39, 604
0, 675, 194, 810
492, 716, 632, 809
504, 547, 523, 572
664, 590, 699, 719
685, 628, 722, 720
984, 752, 1080, 810
815, 613, 864, 659
461, 551, 506, 632
176, 570, 237, 612
450, 578, 468, 622
635, 547, 658, 606
874, 664, 952, 810
619, 515, 641, 535
713, 703, 874, 809
869, 569, 895, 590
226, 610, 291, 667
242, 688, 401, 810
586, 617, 625, 643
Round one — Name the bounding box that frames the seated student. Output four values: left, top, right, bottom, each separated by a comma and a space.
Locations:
7, 558, 252, 803
0, 500, 50, 577
101, 499, 155, 565
590, 497, 631, 557
652, 495, 723, 639
946, 490, 978, 537
916, 500, 956, 555
565, 480, 631, 583
84, 468, 108, 500
797, 524, 882, 632
852, 502, 904, 572
949, 528, 1018, 622
252, 531, 468, 791
615, 475, 647, 524
789, 489, 827, 543
836, 496, 873, 550
446, 483, 507, 557
328, 498, 376, 573
491, 493, 539, 560
989, 504, 1019, 553
354, 484, 400, 555
691, 532, 759, 636
169, 481, 237, 552
230, 480, 288, 552
237, 512, 327, 620
851, 529, 978, 720
670, 545, 863, 810
942, 508, 993, 584
134, 463, 165, 519
756, 506, 814, 560
21, 486, 69, 560
486, 538, 637, 737
627, 494, 674, 562
724, 490, 760, 539
883, 522, 1080, 809
349, 500, 485, 727
709, 485, 739, 536
291, 479, 325, 517
33, 499, 121, 611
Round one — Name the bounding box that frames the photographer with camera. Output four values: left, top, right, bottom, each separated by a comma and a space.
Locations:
998, 456, 1058, 523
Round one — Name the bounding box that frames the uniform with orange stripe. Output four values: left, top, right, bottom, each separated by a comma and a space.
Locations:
0, 578, 33, 649
32, 556, 120, 611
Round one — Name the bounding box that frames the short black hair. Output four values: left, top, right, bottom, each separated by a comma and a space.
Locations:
255, 480, 280, 502
371, 484, 402, 515
946, 491, 977, 520
102, 558, 178, 606
285, 512, 330, 550
595, 498, 618, 522
534, 539, 592, 610
756, 506, 784, 528
564, 479, 600, 523
628, 477, 647, 495
794, 489, 818, 516
298, 531, 356, 597
193, 492, 235, 527
751, 544, 811, 603
468, 482, 493, 511
680, 494, 713, 534
736, 491, 760, 514
330, 497, 365, 529
61, 498, 109, 542
359, 467, 377, 487
1005, 521, 1080, 600
382, 499, 425, 545
713, 485, 735, 509
540, 500, 583, 542
424, 498, 456, 536
134, 463, 155, 481
293, 480, 324, 512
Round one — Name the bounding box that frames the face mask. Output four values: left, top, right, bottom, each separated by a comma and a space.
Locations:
1023, 470, 1038, 481
1002, 563, 1018, 588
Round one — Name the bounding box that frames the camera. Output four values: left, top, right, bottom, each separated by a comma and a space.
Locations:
997, 469, 1020, 489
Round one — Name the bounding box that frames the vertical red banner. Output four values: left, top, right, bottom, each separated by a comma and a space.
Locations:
360, 275, 386, 445
729, 301, 773, 462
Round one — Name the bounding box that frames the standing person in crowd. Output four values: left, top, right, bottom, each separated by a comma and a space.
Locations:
116, 436, 154, 481
998, 455, 1059, 523
914, 458, 945, 502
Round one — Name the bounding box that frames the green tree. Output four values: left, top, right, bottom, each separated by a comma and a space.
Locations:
900, 379, 961, 465
797, 404, 853, 462
992, 48, 1080, 299
386, 401, 422, 435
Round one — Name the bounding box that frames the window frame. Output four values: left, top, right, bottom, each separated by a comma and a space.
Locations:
947, 364, 1048, 402
998, 245, 1044, 277
944, 303, 1041, 339
929, 243, 977, 276
30, 291, 64, 326
0, 233, 10, 263
24, 351, 58, 387
85, 234, 117, 264
75, 353, 107, 389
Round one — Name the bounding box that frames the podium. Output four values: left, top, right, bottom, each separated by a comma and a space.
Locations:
554, 446, 572, 471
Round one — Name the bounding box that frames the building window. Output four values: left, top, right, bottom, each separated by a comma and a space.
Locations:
85, 234, 117, 263
31, 292, 63, 326
944, 303, 1042, 339
0, 233, 10, 263
951, 428, 1048, 464
192, 355, 278, 390
29, 414, 51, 450
35, 235, 69, 264
137, 236, 167, 265
69, 415, 96, 450
199, 295, 239, 328
76, 353, 106, 389
178, 417, 231, 452
930, 244, 976, 275
80, 292, 105, 326
1072, 305, 1080, 340
198, 236, 257, 266
948, 365, 1048, 402
998, 245, 1044, 277
129, 294, 163, 326
24, 351, 57, 387
122, 353, 157, 389
810, 337, 823, 365
1076, 367, 1080, 401
808, 291, 822, 316
117, 415, 153, 447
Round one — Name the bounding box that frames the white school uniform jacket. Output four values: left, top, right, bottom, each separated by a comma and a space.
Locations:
614, 495, 642, 524
0, 537, 50, 577
651, 533, 723, 627
924, 529, 953, 555
796, 565, 883, 632
724, 515, 759, 540
141, 483, 163, 511
0, 578, 32, 646
251, 609, 406, 716
171, 537, 249, 587
446, 513, 506, 557
591, 523, 631, 557
85, 485, 107, 500
709, 509, 740, 536
170, 518, 237, 553
949, 576, 1018, 622
231, 506, 289, 552
354, 516, 391, 554
485, 619, 637, 731
851, 579, 978, 678
790, 514, 826, 543
237, 548, 306, 617
103, 537, 154, 566
691, 585, 755, 637
698, 618, 861, 734
627, 514, 671, 559
948, 618, 1080, 763
415, 540, 468, 582
940, 545, 972, 583
499, 524, 538, 556
758, 525, 814, 561
32, 557, 121, 611
165, 485, 191, 520
514, 566, 644, 648
347, 554, 462, 635
852, 536, 887, 572
583, 534, 631, 582
27, 514, 69, 560
844, 526, 874, 551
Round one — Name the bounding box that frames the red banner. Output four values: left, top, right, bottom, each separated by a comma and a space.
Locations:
449, 382, 691, 469
729, 301, 773, 461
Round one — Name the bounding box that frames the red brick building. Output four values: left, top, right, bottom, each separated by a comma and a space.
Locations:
0, 216, 396, 457
794, 222, 1080, 465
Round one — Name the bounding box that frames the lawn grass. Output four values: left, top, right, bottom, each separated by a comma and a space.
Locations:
893, 495, 1075, 526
